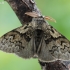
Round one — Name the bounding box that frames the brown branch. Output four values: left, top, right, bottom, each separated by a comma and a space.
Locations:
39, 60, 70, 70
5, 0, 40, 25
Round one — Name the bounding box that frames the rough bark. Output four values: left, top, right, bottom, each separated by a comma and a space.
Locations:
39, 60, 70, 70
5, 0, 41, 25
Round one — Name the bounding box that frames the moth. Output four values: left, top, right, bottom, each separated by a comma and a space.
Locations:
0, 14, 70, 61
0, 0, 70, 70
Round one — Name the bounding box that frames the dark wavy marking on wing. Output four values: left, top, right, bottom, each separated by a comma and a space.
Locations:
0, 25, 34, 58
38, 25, 70, 62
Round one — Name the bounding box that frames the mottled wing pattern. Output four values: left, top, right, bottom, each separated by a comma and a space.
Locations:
0, 25, 34, 58
38, 25, 70, 62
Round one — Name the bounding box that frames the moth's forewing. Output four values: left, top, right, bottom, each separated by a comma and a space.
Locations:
0, 25, 34, 58
38, 25, 70, 62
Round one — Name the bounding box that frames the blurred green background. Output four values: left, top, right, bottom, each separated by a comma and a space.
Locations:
0, 0, 70, 70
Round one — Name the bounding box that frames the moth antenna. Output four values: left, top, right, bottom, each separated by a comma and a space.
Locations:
25, 12, 39, 17
44, 16, 56, 23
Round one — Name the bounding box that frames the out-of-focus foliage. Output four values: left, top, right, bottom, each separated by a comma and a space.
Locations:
0, 0, 70, 70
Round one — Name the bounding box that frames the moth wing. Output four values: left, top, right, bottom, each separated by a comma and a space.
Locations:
0, 25, 34, 58
38, 38, 56, 62
38, 25, 70, 62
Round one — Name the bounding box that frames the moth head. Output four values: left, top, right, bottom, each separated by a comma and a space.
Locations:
25, 12, 49, 30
